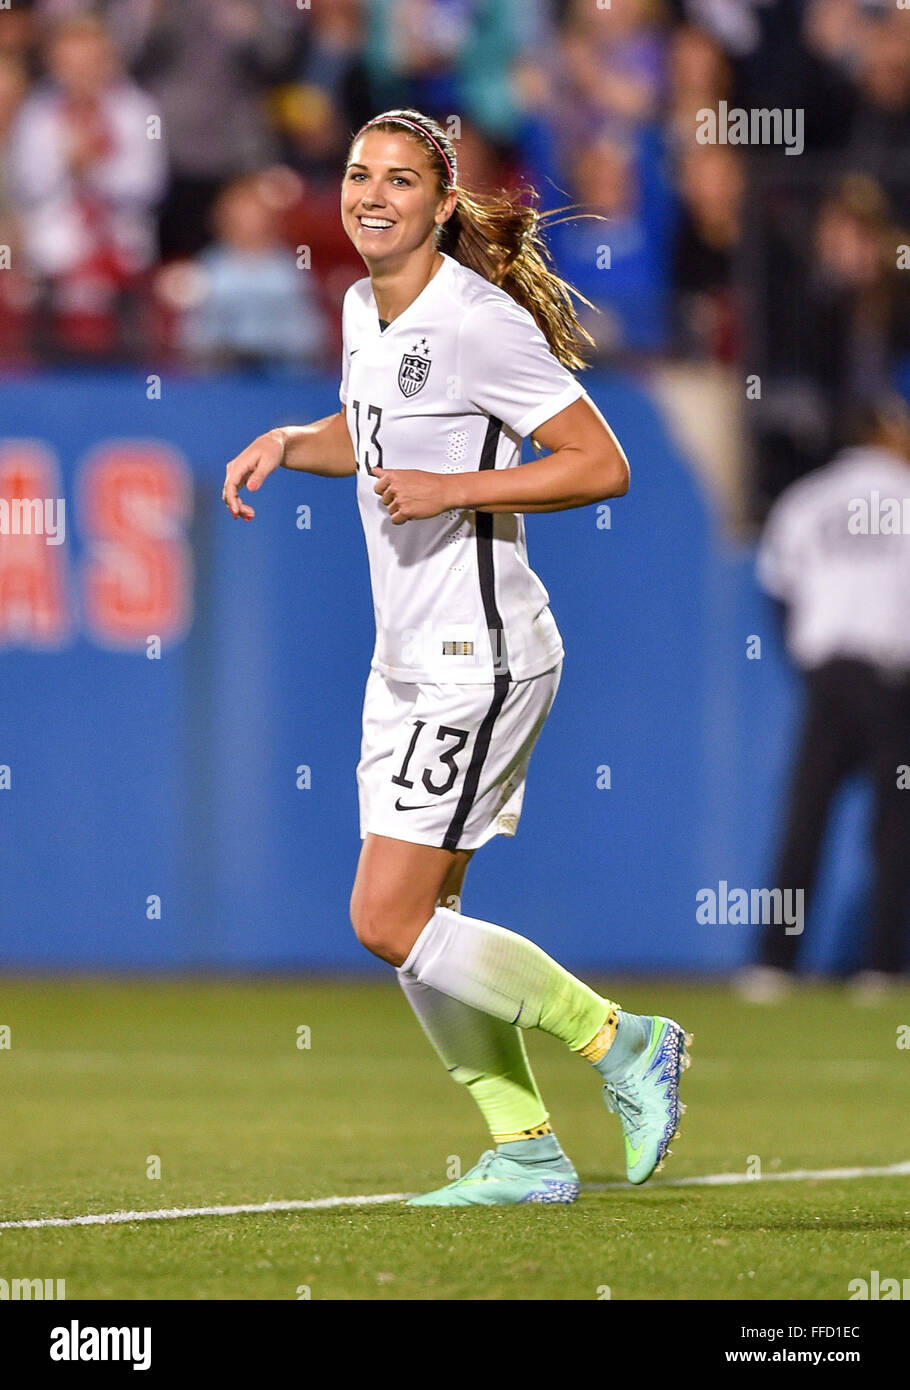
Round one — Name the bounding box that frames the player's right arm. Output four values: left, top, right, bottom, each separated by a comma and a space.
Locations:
222, 411, 356, 520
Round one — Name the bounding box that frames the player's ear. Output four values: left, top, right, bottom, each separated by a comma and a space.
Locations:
436, 189, 458, 225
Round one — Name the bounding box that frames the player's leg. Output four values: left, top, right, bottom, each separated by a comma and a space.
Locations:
396, 892, 689, 1187
396, 850, 578, 1204
402, 849, 552, 1142
351, 833, 689, 1186
354, 665, 688, 1188
351, 834, 579, 1204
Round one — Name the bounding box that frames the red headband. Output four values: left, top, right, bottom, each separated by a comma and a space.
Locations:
356, 114, 456, 188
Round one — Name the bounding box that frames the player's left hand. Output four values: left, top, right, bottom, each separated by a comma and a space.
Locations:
371, 467, 456, 524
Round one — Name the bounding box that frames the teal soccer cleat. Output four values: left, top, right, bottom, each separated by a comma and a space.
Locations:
602, 1016, 692, 1184
406, 1149, 580, 1206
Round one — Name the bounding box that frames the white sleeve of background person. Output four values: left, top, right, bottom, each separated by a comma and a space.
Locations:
755, 489, 800, 601
455, 293, 585, 440
755, 450, 910, 672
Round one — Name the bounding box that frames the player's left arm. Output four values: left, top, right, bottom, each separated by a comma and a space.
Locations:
452, 394, 629, 513
371, 395, 628, 522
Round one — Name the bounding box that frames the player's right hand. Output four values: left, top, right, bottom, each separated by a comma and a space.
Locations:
222, 430, 285, 521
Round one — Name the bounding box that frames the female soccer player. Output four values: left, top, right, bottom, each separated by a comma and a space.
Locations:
222, 109, 690, 1206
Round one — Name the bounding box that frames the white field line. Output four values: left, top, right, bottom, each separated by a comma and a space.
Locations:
585, 1159, 910, 1191
1, 1160, 908, 1231
0, 1194, 413, 1230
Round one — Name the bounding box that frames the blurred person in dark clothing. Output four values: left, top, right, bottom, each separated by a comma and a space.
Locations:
752, 174, 910, 516
664, 22, 732, 148
270, 0, 371, 184
738, 396, 910, 1002
444, 117, 516, 192
271, 82, 354, 187
110, 0, 293, 258
671, 143, 743, 360
684, 0, 856, 149
844, 12, 910, 221
664, 21, 741, 362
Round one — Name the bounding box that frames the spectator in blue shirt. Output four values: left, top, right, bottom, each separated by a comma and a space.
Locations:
546, 127, 676, 357
180, 175, 326, 367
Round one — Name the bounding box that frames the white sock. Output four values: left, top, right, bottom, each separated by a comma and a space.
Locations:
400, 905, 610, 1051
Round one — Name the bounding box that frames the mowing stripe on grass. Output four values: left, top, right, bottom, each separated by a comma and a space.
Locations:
1, 1161, 909, 1230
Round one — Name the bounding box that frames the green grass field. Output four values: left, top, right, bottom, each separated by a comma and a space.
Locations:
1, 977, 909, 1301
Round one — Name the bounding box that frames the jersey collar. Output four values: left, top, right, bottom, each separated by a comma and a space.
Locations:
372, 253, 453, 337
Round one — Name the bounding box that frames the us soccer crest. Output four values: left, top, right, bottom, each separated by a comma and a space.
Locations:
398, 338, 431, 398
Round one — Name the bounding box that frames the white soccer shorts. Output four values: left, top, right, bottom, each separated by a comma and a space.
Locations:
356, 660, 562, 852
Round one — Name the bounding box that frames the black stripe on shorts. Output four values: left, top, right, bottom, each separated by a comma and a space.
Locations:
442, 416, 511, 851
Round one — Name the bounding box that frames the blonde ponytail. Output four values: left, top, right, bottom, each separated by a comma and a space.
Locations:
439, 185, 598, 372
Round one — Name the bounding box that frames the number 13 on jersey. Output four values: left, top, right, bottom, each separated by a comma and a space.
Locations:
351, 400, 383, 474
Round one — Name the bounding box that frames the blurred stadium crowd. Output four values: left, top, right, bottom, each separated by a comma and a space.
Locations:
1, 0, 909, 512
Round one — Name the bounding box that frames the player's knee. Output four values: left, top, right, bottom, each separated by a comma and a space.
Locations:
349, 896, 407, 965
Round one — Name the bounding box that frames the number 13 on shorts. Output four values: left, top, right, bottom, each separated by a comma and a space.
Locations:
356, 662, 562, 852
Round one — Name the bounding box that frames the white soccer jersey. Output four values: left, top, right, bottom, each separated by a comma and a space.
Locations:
339, 252, 585, 684
756, 446, 910, 673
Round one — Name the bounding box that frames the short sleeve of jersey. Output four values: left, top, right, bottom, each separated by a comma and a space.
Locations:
339, 291, 351, 406
457, 295, 585, 439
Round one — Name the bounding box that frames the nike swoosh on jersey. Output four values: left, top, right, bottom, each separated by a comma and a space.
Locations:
394, 798, 434, 811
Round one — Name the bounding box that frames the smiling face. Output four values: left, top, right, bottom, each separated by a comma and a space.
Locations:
341, 129, 456, 268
